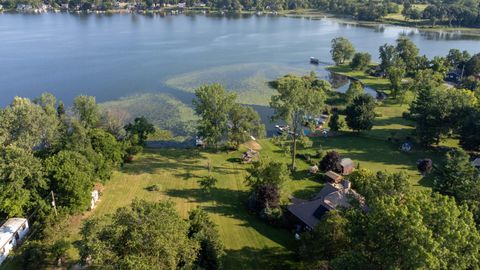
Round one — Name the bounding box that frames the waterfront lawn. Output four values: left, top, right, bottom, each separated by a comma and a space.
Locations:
59, 132, 438, 269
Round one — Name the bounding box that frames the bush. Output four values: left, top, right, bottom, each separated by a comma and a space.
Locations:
417, 159, 433, 175
319, 151, 342, 173
298, 136, 313, 149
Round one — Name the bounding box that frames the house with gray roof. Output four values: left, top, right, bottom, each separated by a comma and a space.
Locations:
287, 179, 364, 230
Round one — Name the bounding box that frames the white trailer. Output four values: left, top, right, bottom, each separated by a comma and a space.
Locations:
0, 218, 29, 265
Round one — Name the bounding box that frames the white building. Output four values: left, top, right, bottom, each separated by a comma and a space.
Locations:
0, 218, 29, 266
90, 190, 100, 210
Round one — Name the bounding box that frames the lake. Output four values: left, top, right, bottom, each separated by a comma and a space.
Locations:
1, 13, 479, 135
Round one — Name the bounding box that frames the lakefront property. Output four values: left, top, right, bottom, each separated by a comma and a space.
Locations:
1, 5, 480, 270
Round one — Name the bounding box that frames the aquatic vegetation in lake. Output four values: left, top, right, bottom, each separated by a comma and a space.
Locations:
100, 93, 197, 137
165, 63, 311, 105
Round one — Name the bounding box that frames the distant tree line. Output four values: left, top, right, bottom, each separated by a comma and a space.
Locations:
2, 0, 480, 28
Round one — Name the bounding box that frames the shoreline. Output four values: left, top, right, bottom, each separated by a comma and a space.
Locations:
2, 8, 480, 36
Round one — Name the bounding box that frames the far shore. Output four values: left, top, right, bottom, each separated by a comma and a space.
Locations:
2, 7, 480, 36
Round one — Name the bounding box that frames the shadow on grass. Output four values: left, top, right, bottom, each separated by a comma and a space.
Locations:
223, 246, 300, 270
123, 148, 243, 176
166, 187, 294, 249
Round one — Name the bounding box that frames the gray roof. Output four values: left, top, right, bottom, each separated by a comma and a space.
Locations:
288, 199, 333, 229
340, 158, 353, 168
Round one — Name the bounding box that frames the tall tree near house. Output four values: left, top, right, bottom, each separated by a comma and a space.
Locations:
193, 84, 236, 149
270, 75, 326, 170
228, 104, 266, 149
330, 37, 355, 65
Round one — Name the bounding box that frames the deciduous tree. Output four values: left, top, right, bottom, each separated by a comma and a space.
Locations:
345, 94, 376, 132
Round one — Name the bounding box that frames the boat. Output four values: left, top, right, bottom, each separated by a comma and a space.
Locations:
310, 57, 319, 65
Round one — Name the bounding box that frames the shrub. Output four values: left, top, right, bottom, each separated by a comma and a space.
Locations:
319, 151, 342, 173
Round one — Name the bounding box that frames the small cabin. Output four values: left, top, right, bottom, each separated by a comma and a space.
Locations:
0, 218, 29, 266
340, 158, 354, 175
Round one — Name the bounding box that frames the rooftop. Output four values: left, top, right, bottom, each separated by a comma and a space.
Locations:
0, 218, 27, 248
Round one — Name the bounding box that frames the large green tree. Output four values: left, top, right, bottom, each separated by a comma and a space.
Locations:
460, 108, 480, 151
387, 66, 406, 99
0, 146, 45, 218
188, 208, 225, 270
124, 116, 155, 146
270, 74, 327, 169
227, 104, 266, 149
44, 150, 94, 212
81, 200, 198, 269
330, 37, 355, 65
345, 94, 376, 132
73, 95, 100, 128
330, 192, 480, 270
193, 84, 236, 149
379, 43, 397, 73
395, 37, 419, 72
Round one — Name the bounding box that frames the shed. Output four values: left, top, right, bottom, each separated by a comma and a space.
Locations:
340, 158, 354, 175
0, 218, 29, 266
90, 190, 100, 210
324, 171, 343, 183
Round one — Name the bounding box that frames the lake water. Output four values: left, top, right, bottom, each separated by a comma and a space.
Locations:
1, 13, 479, 134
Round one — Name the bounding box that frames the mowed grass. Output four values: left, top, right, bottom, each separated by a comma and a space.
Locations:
66, 144, 309, 270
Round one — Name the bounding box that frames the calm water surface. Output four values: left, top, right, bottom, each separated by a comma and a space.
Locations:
0, 13, 479, 106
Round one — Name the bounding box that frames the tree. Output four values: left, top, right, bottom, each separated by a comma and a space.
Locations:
245, 158, 290, 190
188, 209, 224, 270
193, 84, 236, 149
124, 116, 155, 146
446, 49, 470, 69
328, 111, 344, 132
379, 43, 397, 73
330, 37, 355, 65
433, 148, 480, 203
387, 66, 406, 99
44, 150, 94, 212
348, 169, 410, 201
465, 53, 480, 77
350, 52, 371, 70
198, 176, 218, 193
0, 97, 59, 150
299, 210, 349, 267
319, 151, 342, 173
345, 81, 364, 104
73, 95, 100, 128
417, 159, 433, 175
0, 146, 45, 218
345, 94, 376, 132
410, 86, 476, 146
270, 74, 327, 169
395, 37, 419, 72
88, 128, 125, 182
330, 192, 480, 270
81, 200, 198, 269
460, 109, 480, 151
228, 104, 266, 149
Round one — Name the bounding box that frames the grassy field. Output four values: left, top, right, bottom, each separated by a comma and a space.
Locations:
51, 128, 437, 269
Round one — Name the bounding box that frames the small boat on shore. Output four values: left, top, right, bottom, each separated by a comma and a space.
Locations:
310, 57, 319, 65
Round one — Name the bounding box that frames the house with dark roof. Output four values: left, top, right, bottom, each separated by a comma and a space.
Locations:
287, 180, 364, 230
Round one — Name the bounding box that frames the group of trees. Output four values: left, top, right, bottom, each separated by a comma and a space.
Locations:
193, 83, 265, 150
0, 93, 155, 266
299, 168, 480, 270
80, 200, 224, 269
